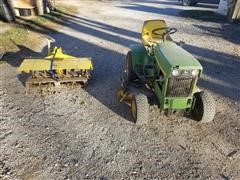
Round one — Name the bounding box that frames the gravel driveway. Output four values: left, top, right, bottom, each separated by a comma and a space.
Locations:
1, 0, 240, 179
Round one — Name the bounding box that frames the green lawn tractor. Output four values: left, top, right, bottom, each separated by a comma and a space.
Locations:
118, 20, 216, 125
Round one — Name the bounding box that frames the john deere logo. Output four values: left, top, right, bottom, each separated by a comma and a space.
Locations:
183, 70, 188, 74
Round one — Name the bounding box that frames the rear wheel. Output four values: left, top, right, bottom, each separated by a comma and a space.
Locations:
126, 51, 137, 82
191, 91, 216, 123
131, 94, 149, 125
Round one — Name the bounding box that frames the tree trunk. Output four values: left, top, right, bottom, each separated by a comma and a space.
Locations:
228, 0, 240, 21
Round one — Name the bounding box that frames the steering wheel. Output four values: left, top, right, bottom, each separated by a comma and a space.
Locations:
152, 27, 177, 36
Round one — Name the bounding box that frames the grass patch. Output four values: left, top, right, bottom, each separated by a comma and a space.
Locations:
0, 4, 77, 54
31, 4, 77, 24
180, 10, 226, 21
56, 5, 77, 14
0, 25, 29, 53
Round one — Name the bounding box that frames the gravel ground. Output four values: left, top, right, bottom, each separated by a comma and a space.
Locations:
1, 0, 240, 179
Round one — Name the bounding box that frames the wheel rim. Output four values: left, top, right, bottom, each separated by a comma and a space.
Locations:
131, 98, 137, 121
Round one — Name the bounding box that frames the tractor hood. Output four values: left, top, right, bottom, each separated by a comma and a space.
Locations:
154, 41, 202, 75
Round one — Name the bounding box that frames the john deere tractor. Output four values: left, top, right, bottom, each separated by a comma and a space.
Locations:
118, 20, 216, 124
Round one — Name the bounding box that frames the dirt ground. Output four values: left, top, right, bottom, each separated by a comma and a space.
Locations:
0, 0, 240, 179
0, 22, 15, 34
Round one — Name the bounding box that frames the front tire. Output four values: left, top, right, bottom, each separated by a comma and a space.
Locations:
131, 94, 149, 125
191, 91, 216, 123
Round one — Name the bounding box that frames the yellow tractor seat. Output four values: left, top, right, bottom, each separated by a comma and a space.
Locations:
141, 20, 167, 46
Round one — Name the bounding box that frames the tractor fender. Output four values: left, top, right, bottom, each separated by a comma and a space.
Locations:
130, 44, 152, 68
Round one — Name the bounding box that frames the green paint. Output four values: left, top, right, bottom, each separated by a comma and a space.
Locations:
168, 98, 192, 109
130, 44, 153, 66
154, 41, 202, 74
130, 37, 203, 111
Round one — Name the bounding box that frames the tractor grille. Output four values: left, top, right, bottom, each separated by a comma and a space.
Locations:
167, 76, 195, 97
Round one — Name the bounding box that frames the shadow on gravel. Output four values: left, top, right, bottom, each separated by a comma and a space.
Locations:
7, 8, 239, 127
119, 3, 224, 23
192, 3, 219, 9
1, 42, 46, 67
179, 10, 226, 22
124, 0, 218, 8
9, 10, 141, 122
183, 44, 240, 101
130, 0, 180, 5
193, 24, 240, 44
2, 42, 47, 86
54, 9, 140, 39
2, 43, 40, 67
118, 3, 181, 16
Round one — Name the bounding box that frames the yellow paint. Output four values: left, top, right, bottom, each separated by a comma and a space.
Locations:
56, 69, 63, 76
141, 20, 167, 46
18, 47, 93, 73
131, 97, 137, 120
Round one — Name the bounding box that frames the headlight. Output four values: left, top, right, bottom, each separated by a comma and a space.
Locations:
191, 69, 199, 76
172, 69, 180, 76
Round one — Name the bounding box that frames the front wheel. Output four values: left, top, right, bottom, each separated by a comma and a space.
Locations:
191, 91, 216, 123
131, 94, 149, 125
